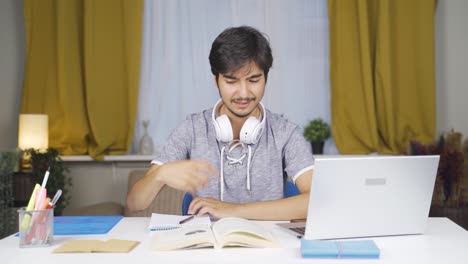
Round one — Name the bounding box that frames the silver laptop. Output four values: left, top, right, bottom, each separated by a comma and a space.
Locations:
278, 155, 440, 239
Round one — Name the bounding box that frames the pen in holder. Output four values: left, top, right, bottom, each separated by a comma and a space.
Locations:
18, 207, 54, 248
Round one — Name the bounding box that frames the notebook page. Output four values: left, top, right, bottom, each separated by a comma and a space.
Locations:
149, 213, 211, 231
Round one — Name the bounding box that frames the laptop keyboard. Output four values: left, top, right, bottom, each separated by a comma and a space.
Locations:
290, 227, 305, 235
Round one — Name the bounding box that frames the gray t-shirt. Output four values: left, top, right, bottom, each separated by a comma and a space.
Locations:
152, 107, 314, 203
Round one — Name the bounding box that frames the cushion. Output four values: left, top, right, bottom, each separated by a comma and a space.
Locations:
124, 170, 185, 217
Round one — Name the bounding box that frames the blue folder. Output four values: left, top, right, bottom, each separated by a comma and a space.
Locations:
16, 215, 123, 237
301, 239, 380, 259
54, 215, 124, 235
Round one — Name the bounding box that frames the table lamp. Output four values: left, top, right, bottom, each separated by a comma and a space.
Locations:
18, 114, 48, 170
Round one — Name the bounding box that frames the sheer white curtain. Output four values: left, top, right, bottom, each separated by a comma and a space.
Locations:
133, 0, 337, 154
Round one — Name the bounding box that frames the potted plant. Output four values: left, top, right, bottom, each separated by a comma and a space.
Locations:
27, 148, 71, 216
404, 130, 468, 230
0, 151, 19, 238
303, 118, 331, 154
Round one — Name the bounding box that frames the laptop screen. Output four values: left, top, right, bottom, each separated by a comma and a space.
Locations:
302, 155, 439, 240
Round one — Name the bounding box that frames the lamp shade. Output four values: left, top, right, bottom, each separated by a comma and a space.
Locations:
18, 114, 49, 150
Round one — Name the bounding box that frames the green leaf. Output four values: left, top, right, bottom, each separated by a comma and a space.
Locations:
26, 148, 71, 216
303, 118, 331, 142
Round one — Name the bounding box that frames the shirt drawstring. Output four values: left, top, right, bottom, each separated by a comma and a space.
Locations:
246, 145, 252, 192
220, 146, 226, 201
219, 140, 252, 201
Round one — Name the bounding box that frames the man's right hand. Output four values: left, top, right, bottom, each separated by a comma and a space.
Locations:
157, 160, 219, 194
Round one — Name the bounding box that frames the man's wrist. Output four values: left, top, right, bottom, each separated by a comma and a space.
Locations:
232, 202, 247, 218
152, 164, 166, 185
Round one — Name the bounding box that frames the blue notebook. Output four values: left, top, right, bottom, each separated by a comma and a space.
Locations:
16, 215, 123, 237
301, 239, 380, 259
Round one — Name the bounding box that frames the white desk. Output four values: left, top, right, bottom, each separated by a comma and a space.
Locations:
1, 217, 467, 264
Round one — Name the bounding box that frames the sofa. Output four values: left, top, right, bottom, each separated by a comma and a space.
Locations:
64, 170, 186, 217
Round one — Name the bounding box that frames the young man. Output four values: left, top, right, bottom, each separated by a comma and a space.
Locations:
127, 26, 314, 220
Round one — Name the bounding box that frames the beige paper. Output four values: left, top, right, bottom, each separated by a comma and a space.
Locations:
53, 239, 140, 253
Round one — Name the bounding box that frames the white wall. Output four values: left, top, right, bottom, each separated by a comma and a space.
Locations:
0, 0, 24, 152
435, 0, 468, 137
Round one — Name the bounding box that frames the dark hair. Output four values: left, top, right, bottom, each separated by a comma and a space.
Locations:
209, 26, 273, 82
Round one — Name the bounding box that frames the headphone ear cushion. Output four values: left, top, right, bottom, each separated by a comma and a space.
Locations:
240, 116, 263, 144
214, 115, 233, 142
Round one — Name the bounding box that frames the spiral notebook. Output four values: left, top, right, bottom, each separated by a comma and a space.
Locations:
148, 213, 211, 231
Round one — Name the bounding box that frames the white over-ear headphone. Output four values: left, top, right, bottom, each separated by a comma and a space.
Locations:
212, 99, 266, 144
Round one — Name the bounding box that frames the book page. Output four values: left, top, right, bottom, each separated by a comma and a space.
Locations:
211, 218, 279, 248
151, 225, 216, 251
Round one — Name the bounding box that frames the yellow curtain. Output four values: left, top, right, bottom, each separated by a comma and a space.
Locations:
328, 0, 437, 154
21, 0, 143, 159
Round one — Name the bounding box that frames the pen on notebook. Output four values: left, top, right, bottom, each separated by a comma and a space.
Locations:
179, 215, 195, 224
35, 167, 50, 210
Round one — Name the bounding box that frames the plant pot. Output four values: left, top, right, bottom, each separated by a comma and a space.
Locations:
311, 141, 324, 154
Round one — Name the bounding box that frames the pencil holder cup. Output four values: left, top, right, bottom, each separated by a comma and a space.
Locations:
17, 207, 54, 248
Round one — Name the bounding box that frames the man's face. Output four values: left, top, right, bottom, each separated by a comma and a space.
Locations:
216, 61, 266, 119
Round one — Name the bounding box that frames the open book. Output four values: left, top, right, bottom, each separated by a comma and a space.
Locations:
151, 217, 279, 250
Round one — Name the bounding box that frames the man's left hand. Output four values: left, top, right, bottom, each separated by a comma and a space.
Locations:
188, 197, 241, 219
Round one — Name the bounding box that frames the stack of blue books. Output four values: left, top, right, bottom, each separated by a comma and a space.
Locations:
301, 239, 380, 259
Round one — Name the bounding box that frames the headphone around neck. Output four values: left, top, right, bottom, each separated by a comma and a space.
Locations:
211, 99, 266, 145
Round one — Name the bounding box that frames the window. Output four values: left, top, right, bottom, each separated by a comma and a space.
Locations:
133, 0, 335, 153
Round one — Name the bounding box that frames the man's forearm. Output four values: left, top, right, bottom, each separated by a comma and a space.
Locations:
126, 165, 165, 212
234, 192, 310, 220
